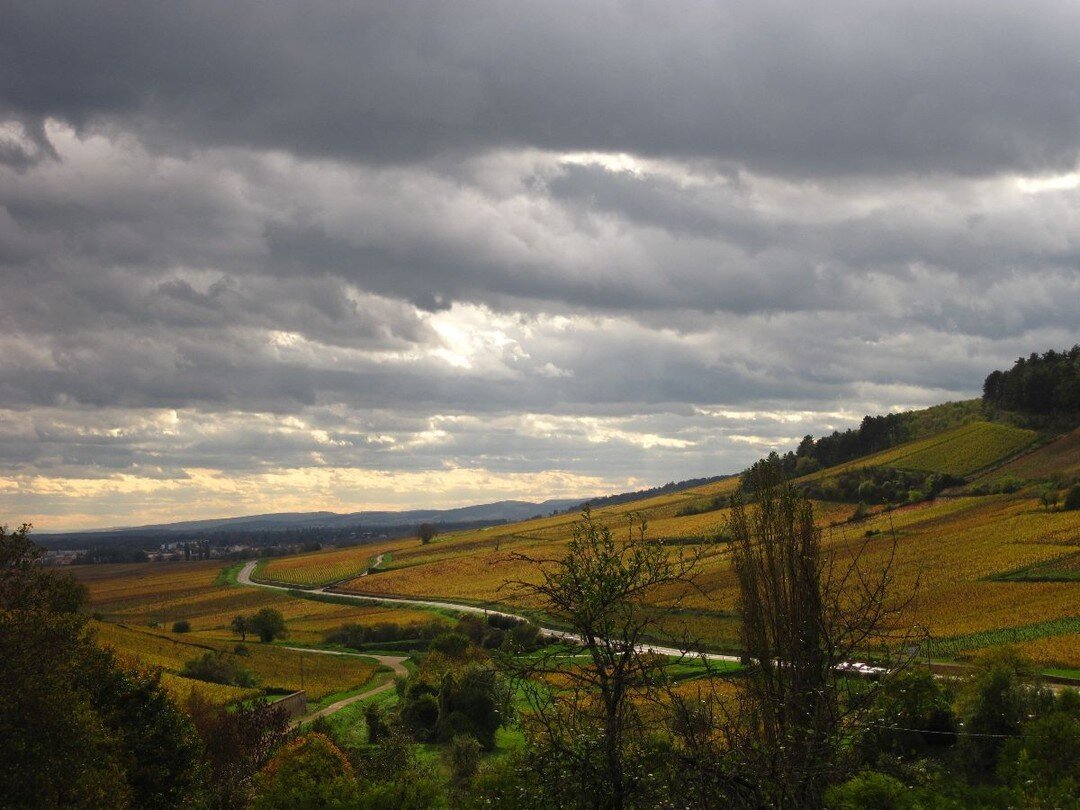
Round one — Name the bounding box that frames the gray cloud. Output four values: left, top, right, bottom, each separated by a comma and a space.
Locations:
4, 2, 1080, 176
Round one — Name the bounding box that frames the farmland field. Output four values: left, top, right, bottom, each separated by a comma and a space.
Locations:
73, 559, 449, 645
810, 421, 1037, 479
978, 425, 1080, 481
70, 560, 448, 703
258, 537, 413, 586
994, 550, 1080, 582
318, 423, 1079, 667
93, 619, 378, 700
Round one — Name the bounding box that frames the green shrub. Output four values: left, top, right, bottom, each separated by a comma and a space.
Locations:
171, 620, 191, 633
1063, 483, 1080, 510
991, 475, 1023, 494
447, 734, 482, 786
429, 632, 470, 658
180, 651, 257, 688
400, 690, 440, 741
365, 703, 392, 744
505, 622, 541, 652
251, 733, 360, 810
825, 771, 917, 809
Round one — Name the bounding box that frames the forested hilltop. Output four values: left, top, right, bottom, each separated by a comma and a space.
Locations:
741, 347, 1080, 508
983, 345, 1080, 414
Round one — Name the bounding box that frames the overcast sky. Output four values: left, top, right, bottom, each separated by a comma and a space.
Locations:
2, 1, 1079, 530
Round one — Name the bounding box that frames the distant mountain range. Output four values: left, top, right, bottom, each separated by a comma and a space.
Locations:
36, 498, 586, 544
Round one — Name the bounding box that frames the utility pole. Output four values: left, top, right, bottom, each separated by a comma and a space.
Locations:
300, 652, 305, 691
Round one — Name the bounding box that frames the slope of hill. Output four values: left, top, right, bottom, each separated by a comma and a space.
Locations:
251, 403, 1079, 669
808, 421, 1037, 480
977, 425, 1080, 481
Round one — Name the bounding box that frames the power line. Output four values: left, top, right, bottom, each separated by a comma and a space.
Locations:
866, 723, 1020, 739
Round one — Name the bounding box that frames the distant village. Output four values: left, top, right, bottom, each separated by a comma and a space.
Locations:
39, 526, 398, 566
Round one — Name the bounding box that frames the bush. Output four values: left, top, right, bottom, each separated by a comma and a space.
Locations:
323, 619, 447, 649
997, 709, 1080, 803
992, 475, 1023, 494
505, 622, 541, 652
365, 703, 392, 744
958, 648, 1044, 779
251, 733, 360, 809
857, 670, 957, 764
447, 734, 483, 786
400, 690, 440, 741
181, 651, 258, 688
429, 632, 470, 658
825, 771, 917, 809
398, 664, 507, 750
1064, 484, 1080, 511
185, 691, 291, 808
172, 620, 191, 633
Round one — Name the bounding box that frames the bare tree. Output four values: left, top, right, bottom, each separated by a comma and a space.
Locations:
499, 507, 704, 810
726, 458, 917, 808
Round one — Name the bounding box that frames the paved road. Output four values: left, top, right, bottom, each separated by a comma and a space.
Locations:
237, 559, 742, 664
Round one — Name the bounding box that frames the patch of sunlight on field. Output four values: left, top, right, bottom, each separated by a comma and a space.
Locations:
259, 537, 414, 586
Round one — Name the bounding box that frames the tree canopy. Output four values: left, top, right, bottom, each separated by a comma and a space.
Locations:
983, 346, 1080, 414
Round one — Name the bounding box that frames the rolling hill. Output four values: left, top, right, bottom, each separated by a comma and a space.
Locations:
255, 402, 1080, 669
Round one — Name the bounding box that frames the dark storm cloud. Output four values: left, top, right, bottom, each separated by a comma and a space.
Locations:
4, 1, 1080, 176
0, 127, 1076, 421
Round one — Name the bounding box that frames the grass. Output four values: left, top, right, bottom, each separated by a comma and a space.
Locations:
1042, 667, 1080, 680
315, 683, 402, 746
214, 561, 245, 586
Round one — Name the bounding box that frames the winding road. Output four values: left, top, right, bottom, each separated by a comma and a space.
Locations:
237, 559, 741, 664
282, 647, 408, 727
